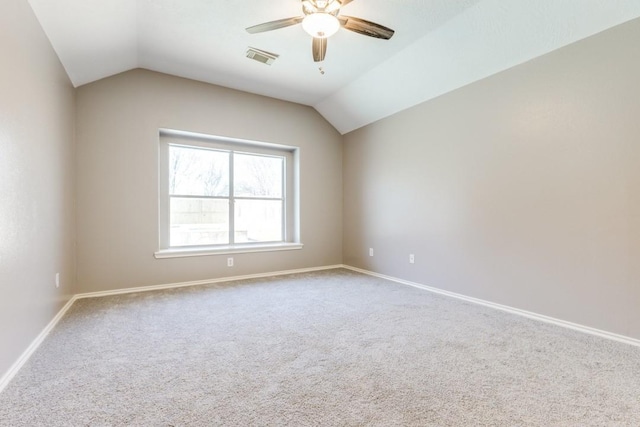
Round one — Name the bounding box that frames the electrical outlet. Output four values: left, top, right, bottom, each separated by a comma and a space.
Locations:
369, 248, 374, 257
55, 273, 60, 288
227, 257, 234, 267
409, 254, 415, 264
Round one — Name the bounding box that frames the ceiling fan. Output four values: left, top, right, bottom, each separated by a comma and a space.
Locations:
246, 0, 395, 62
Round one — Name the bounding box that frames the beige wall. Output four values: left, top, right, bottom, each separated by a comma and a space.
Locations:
3, 1, 639, 386
76, 69, 343, 293
343, 18, 640, 339
0, 1, 76, 378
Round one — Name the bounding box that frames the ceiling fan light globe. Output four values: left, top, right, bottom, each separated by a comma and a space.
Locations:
302, 13, 340, 38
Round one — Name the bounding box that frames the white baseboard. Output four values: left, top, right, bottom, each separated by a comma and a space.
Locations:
3, 263, 638, 395
342, 264, 640, 348
74, 264, 344, 300
0, 264, 343, 394
0, 297, 77, 394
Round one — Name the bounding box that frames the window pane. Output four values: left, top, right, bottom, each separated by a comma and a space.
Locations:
234, 200, 282, 243
169, 145, 229, 197
170, 197, 229, 246
234, 153, 283, 198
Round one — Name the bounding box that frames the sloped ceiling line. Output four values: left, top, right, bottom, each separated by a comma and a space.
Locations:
27, 0, 640, 134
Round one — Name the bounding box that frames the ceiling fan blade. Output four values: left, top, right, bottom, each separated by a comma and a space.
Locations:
339, 16, 394, 39
302, 1, 318, 14
325, 0, 354, 14
312, 37, 327, 62
246, 17, 304, 34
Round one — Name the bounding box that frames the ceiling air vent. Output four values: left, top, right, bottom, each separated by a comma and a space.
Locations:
246, 47, 279, 65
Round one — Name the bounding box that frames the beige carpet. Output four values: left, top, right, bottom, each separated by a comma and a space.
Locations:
1, 268, 639, 426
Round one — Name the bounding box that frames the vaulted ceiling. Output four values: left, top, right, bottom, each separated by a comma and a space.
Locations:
28, 0, 640, 134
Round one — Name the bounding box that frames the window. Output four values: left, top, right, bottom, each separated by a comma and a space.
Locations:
156, 129, 301, 258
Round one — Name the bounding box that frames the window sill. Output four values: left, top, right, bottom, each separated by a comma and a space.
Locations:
154, 242, 304, 259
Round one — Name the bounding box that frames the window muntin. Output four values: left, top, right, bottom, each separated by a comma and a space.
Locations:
159, 130, 298, 254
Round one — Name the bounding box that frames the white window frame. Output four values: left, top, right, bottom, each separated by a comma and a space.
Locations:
155, 129, 302, 259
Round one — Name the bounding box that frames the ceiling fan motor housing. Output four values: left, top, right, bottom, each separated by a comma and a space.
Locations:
246, 0, 394, 63
302, 13, 341, 38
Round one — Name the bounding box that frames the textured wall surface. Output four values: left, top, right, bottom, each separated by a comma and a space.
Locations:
0, 1, 76, 379
343, 18, 640, 339
76, 70, 343, 293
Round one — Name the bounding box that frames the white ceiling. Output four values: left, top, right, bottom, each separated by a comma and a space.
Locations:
28, 0, 640, 134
